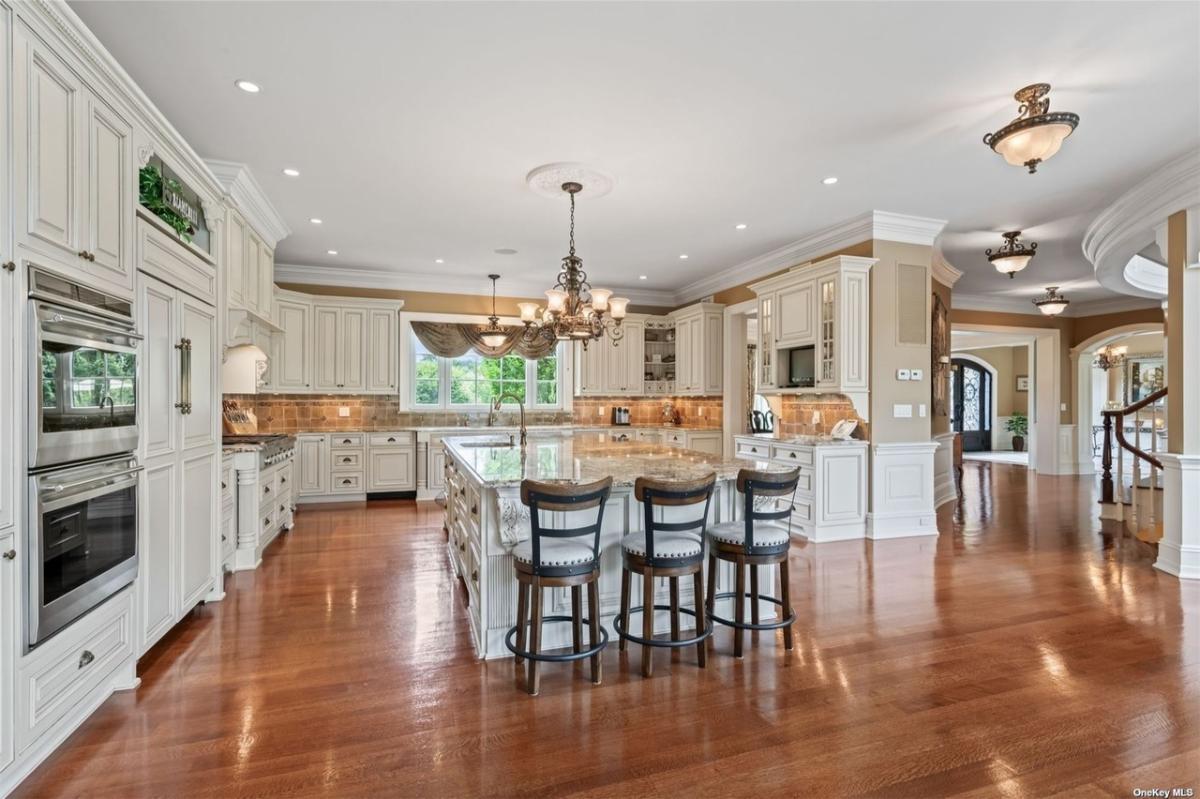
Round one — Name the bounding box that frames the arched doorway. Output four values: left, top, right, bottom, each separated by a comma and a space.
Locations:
951, 357, 993, 452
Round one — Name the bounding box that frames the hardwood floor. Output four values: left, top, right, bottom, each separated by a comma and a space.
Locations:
15, 462, 1200, 798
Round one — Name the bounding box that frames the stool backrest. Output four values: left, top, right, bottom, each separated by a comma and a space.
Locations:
736, 468, 800, 553
634, 474, 717, 565
520, 477, 614, 576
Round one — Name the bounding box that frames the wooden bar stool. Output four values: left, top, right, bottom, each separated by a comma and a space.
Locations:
614, 474, 716, 677
706, 468, 800, 658
504, 477, 612, 696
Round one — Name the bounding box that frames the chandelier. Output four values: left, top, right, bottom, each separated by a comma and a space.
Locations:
480, 274, 507, 348
517, 181, 628, 348
1032, 286, 1069, 316
1092, 345, 1127, 371
986, 231, 1037, 278
983, 83, 1079, 174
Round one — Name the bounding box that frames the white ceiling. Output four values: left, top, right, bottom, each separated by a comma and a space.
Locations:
72, 1, 1199, 306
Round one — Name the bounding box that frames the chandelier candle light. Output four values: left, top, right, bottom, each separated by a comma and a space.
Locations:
518, 181, 629, 348
986, 231, 1037, 278
1093, 345, 1128, 371
1032, 286, 1069, 316
983, 83, 1080, 173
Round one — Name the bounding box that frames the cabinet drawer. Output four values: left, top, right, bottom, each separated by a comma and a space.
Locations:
369, 432, 414, 447
795, 469, 813, 495
19, 592, 133, 750
330, 434, 364, 448
770, 444, 814, 466
276, 464, 293, 496
258, 473, 280, 511
260, 508, 276, 536
735, 438, 769, 460
663, 430, 687, 447
332, 451, 362, 469
331, 472, 363, 492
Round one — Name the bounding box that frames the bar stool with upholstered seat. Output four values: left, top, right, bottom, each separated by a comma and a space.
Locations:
614, 474, 716, 677
505, 477, 613, 696
706, 468, 800, 658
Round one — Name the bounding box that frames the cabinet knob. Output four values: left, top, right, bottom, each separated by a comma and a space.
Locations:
2, 549, 15, 560
471, 570, 478, 583
1, 261, 14, 272
78, 650, 95, 669
264, 485, 271, 493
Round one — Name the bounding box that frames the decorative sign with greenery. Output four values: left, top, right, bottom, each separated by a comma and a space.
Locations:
138, 157, 209, 251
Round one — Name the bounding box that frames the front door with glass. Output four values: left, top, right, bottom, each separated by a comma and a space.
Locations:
951, 359, 992, 452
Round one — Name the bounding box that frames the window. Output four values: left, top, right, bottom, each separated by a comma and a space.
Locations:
68, 351, 136, 408
411, 333, 563, 410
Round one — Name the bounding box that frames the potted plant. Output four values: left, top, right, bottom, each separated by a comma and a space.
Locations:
1006, 412, 1029, 452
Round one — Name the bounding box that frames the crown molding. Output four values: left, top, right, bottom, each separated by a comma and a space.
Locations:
953, 291, 1161, 318
205, 160, 291, 248
931, 248, 964, 287
27, 1, 225, 206
1082, 149, 1200, 298
677, 210, 946, 304
274, 263, 678, 307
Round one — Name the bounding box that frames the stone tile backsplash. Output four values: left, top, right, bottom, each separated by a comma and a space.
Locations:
772, 393, 866, 438
571, 396, 723, 428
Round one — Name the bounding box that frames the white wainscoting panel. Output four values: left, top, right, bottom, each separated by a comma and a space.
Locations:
868, 442, 939, 539
1156, 453, 1200, 580
933, 432, 957, 508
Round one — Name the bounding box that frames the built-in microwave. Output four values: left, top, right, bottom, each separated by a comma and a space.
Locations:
28, 269, 142, 469
787, 345, 815, 387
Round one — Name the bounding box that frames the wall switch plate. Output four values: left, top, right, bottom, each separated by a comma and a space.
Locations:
919, 403, 927, 418
897, 369, 911, 381
911, 368, 924, 381
338, 407, 350, 418
893, 403, 913, 418
1061, 403, 1067, 412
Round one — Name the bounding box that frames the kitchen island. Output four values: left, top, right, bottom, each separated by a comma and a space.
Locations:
442, 432, 785, 659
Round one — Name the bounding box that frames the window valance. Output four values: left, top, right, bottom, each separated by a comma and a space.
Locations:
411, 321, 557, 360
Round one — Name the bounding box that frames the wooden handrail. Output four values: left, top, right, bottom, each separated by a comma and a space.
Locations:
1100, 387, 1167, 504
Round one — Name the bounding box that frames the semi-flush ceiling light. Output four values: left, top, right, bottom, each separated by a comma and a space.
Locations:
983, 83, 1079, 174
309, 218, 323, 225
235, 79, 261, 93
639, 275, 648, 280
326, 249, 338, 255
480, 274, 509, 348
986, 231, 1037, 278
679, 254, 689, 260
1032, 286, 1069, 316
735, 223, 747, 230
282, 168, 300, 177
435, 258, 444, 264
822, 177, 838, 185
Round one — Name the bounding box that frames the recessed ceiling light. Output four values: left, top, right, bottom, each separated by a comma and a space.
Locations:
309, 218, 323, 225
282, 168, 300, 177
735, 223, 747, 230
435, 258, 444, 264
679, 254, 689, 260
235, 79, 261, 93
327, 249, 338, 255
638, 275, 648, 280
494, 248, 518, 256
822, 176, 838, 185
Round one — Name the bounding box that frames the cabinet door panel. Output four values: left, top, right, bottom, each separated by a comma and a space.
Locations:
777, 282, 815, 345
86, 93, 132, 288
0, 527, 12, 772
273, 300, 311, 391
141, 460, 177, 651
226, 213, 245, 309
297, 436, 327, 494
312, 307, 340, 391
704, 314, 723, 394
181, 296, 218, 451
244, 233, 261, 316
139, 275, 178, 460
179, 451, 216, 610
366, 309, 396, 393
577, 341, 605, 395
368, 448, 414, 491
21, 40, 81, 257
340, 308, 367, 391
258, 244, 274, 323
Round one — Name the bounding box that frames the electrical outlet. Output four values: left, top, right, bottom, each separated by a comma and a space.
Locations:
338, 407, 350, 418
911, 368, 924, 381
897, 369, 911, 381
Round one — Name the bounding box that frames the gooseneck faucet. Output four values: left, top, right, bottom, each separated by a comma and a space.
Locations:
493, 393, 527, 447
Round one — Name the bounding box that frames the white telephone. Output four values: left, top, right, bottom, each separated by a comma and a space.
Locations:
830, 419, 858, 440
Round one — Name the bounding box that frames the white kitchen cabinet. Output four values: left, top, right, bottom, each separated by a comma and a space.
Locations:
670, 303, 723, 396
272, 295, 312, 391
226, 211, 246, 311
682, 430, 723, 455
367, 308, 398, 393
257, 238, 275, 325
1, 529, 15, 776
244, 231, 262, 319
576, 339, 606, 396
776, 280, 816, 347
576, 316, 647, 397
13, 24, 134, 295
368, 446, 416, 492
297, 434, 329, 495
313, 304, 367, 392
137, 272, 220, 655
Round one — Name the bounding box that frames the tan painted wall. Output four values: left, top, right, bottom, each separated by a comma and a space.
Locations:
961, 345, 1029, 416
931, 278, 953, 435
1166, 209, 1186, 452
869, 240, 933, 443
1072, 307, 1164, 347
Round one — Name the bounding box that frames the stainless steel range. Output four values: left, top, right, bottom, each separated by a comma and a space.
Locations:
223, 434, 297, 470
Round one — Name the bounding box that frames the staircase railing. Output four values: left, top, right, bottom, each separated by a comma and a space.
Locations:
1100, 387, 1167, 533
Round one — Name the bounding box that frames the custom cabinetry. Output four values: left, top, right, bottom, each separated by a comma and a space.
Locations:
733, 435, 868, 542
575, 315, 657, 397
221, 206, 275, 325
296, 431, 415, 501
1, 529, 13, 776
367, 432, 416, 492
671, 302, 723, 396
661, 428, 723, 455
750, 255, 874, 409
297, 434, 328, 495
138, 271, 220, 654
313, 305, 365, 391
271, 294, 312, 391
13, 20, 135, 295
220, 454, 236, 570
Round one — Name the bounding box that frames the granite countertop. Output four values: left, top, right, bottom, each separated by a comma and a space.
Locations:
284, 423, 722, 435
444, 432, 781, 488
739, 432, 868, 447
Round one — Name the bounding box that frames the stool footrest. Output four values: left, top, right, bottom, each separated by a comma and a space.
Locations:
709, 591, 796, 632
504, 616, 608, 663
612, 605, 713, 649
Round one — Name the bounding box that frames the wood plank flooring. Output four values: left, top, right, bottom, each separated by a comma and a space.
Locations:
14, 461, 1200, 798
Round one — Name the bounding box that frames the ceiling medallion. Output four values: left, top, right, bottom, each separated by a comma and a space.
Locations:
1092, 345, 1127, 371
1032, 286, 1069, 316
517, 181, 628, 349
986, 231, 1037, 278
983, 83, 1079, 173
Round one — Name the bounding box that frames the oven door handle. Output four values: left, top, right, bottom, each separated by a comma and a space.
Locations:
39, 471, 142, 514
37, 304, 143, 342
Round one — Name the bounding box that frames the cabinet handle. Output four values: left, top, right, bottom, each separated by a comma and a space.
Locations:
280, 477, 287, 484
77, 250, 89, 260
788, 452, 797, 459
280, 505, 285, 513
471, 505, 477, 515
342, 479, 352, 485
471, 570, 478, 583
264, 485, 271, 494
221, 482, 227, 490
342, 457, 352, 463
1, 261, 14, 272
78, 650, 95, 669
342, 439, 352, 444
2, 549, 15, 560
387, 437, 396, 443
174, 338, 193, 414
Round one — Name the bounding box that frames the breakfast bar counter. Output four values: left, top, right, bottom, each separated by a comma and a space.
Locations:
442, 432, 784, 658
